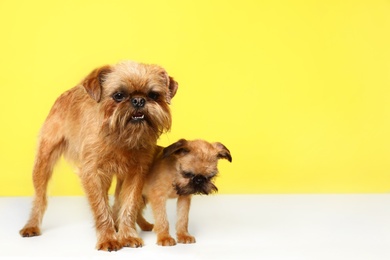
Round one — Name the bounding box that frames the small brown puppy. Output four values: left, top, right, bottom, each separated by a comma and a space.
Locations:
115, 139, 232, 246
19, 61, 178, 251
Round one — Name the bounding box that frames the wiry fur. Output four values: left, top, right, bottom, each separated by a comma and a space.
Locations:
114, 139, 232, 246
19, 61, 178, 251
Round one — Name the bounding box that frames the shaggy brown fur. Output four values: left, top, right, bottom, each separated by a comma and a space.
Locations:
114, 139, 232, 246
19, 61, 178, 251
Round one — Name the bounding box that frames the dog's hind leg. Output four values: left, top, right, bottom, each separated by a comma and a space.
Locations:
19, 119, 66, 237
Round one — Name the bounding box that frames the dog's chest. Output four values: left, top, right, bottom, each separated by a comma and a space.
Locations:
97, 149, 154, 177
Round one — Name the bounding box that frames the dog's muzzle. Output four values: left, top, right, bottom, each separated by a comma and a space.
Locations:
131, 111, 145, 121
131, 97, 145, 108
193, 175, 206, 185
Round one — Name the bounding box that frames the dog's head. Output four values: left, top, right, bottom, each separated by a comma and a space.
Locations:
81, 61, 178, 149
162, 139, 232, 196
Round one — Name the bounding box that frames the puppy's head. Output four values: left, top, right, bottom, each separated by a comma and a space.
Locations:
81, 61, 178, 149
162, 139, 232, 196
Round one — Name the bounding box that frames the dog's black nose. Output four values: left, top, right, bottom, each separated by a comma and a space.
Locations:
193, 175, 206, 185
131, 97, 146, 108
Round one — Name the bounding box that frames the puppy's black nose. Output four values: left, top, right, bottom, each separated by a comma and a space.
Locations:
193, 175, 206, 185
131, 97, 145, 108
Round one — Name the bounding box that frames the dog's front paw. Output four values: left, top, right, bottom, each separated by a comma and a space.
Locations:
157, 235, 176, 246
97, 239, 122, 252
177, 233, 196, 244
121, 237, 144, 248
20, 226, 41, 237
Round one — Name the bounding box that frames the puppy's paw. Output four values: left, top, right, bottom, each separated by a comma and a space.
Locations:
121, 237, 144, 248
177, 233, 196, 244
157, 235, 176, 246
97, 239, 122, 252
20, 226, 41, 237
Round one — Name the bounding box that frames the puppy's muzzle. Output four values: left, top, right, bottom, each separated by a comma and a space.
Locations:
193, 175, 206, 185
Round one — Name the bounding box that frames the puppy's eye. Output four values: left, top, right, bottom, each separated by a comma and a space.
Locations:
207, 172, 218, 180
183, 172, 195, 179
148, 91, 160, 101
112, 92, 127, 102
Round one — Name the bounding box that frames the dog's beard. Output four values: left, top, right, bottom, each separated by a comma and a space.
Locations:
174, 181, 218, 196
101, 102, 172, 149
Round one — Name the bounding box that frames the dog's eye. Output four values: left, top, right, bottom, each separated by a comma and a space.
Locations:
207, 172, 217, 180
112, 92, 126, 102
183, 172, 195, 179
148, 91, 160, 101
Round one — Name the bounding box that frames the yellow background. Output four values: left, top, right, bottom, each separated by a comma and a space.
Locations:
1, 0, 390, 196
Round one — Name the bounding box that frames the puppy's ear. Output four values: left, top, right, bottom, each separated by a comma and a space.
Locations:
82, 65, 112, 102
160, 71, 178, 104
162, 139, 189, 158
214, 142, 232, 162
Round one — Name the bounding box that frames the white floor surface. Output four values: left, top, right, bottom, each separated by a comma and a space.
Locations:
1, 194, 390, 260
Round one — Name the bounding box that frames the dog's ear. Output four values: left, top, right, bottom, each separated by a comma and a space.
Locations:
82, 65, 112, 102
160, 71, 178, 104
162, 139, 189, 158
167, 76, 178, 102
213, 142, 232, 162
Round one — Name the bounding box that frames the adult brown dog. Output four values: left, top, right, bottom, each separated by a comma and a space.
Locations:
114, 139, 232, 246
19, 61, 178, 251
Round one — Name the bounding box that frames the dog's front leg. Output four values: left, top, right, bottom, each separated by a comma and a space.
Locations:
149, 194, 176, 246
81, 172, 121, 251
116, 172, 144, 248
176, 195, 196, 244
